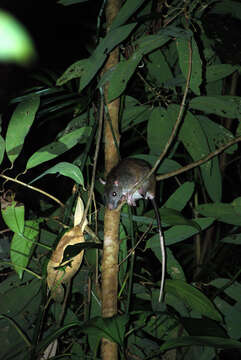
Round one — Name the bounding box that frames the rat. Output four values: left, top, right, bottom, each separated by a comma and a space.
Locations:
102, 157, 165, 302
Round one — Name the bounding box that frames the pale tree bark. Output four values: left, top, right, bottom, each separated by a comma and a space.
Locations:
101, 0, 121, 359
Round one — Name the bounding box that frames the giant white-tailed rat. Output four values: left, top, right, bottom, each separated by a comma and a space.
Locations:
103, 157, 165, 302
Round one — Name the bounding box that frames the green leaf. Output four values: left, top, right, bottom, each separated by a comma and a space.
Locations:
107, 57, 141, 102
164, 182, 195, 211
211, 0, 241, 21
10, 220, 39, 278
30, 162, 84, 185
135, 34, 170, 56
147, 49, 173, 86
36, 322, 81, 354
121, 102, 149, 132
206, 64, 239, 83
190, 96, 241, 119
147, 107, 172, 154
0, 134, 5, 165
199, 115, 237, 154
0, 10, 36, 65
1, 202, 25, 234
196, 197, 241, 225
221, 233, 241, 245
176, 37, 202, 95
83, 315, 129, 346
170, 105, 221, 202
161, 248, 186, 281
57, 23, 136, 88
160, 336, 241, 352
146, 217, 214, 248
214, 297, 241, 339
211, 278, 241, 302
198, 116, 223, 202
26, 126, 91, 169
166, 280, 222, 321
6, 95, 40, 164
110, 0, 147, 30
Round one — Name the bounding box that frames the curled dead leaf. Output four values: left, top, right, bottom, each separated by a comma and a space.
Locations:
47, 225, 85, 302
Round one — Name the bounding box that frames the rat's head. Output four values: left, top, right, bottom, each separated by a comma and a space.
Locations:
104, 179, 124, 210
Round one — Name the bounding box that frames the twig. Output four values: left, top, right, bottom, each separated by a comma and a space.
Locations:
0, 174, 64, 207
80, 95, 104, 229
157, 135, 241, 181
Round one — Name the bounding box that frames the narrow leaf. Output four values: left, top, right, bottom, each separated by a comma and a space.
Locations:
196, 197, 241, 226
164, 182, 195, 211
6, 95, 40, 164
30, 162, 84, 185
1, 201, 25, 234
161, 336, 241, 352
190, 96, 241, 119
26, 126, 91, 169
206, 64, 238, 83
57, 23, 136, 88
110, 0, 146, 30
10, 220, 39, 278
166, 280, 222, 321
176, 37, 202, 95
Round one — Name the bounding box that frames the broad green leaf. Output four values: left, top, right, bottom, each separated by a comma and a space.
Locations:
30, 162, 84, 185
135, 34, 170, 56
134, 208, 200, 230
190, 96, 241, 119
169, 105, 221, 202
107, 57, 141, 102
121, 103, 149, 132
211, 0, 241, 21
156, 247, 186, 281
10, 220, 39, 278
176, 37, 202, 95
211, 278, 241, 302
214, 297, 241, 339
146, 217, 214, 248
6, 95, 40, 164
198, 115, 237, 154
0, 279, 41, 359
1, 201, 24, 234
147, 49, 173, 86
206, 64, 239, 83
110, 0, 146, 30
160, 336, 241, 352
132, 154, 181, 174
0, 10, 36, 65
36, 322, 81, 353
108, 33, 173, 102
166, 280, 222, 321
83, 315, 129, 346
164, 182, 195, 211
221, 233, 241, 245
147, 107, 172, 154
198, 116, 223, 201
26, 126, 91, 169
57, 23, 136, 88
196, 197, 241, 225
0, 134, 5, 165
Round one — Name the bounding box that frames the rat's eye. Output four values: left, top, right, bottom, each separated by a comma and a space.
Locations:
112, 191, 117, 197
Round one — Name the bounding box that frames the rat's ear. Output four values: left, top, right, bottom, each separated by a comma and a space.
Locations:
99, 178, 106, 185
114, 180, 119, 186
